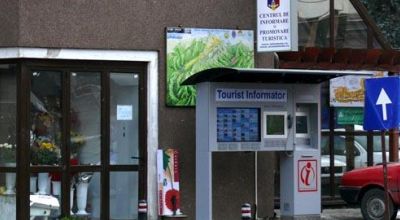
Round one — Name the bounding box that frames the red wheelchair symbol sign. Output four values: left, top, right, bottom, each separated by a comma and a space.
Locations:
298, 160, 318, 192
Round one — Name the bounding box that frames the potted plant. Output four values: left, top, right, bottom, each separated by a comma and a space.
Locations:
31, 138, 60, 195
31, 138, 60, 166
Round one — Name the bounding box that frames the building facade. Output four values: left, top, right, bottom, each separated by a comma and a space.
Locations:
0, 1, 275, 220
0, 0, 395, 220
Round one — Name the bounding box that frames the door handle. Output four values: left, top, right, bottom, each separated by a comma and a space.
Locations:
131, 156, 143, 161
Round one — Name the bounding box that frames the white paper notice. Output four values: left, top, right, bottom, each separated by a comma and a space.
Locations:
117, 105, 133, 120
257, 0, 296, 52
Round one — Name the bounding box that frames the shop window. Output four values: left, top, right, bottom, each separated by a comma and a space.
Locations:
30, 71, 63, 166
0, 64, 17, 166
71, 171, 101, 217
0, 60, 146, 219
0, 64, 17, 220
70, 72, 101, 164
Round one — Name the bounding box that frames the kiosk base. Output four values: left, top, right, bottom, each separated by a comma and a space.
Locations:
280, 150, 321, 218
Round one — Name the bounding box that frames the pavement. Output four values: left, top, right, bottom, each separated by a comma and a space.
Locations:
272, 207, 400, 219
320, 208, 365, 220
322, 207, 400, 220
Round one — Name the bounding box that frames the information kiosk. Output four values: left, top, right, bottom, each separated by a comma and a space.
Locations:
182, 67, 372, 220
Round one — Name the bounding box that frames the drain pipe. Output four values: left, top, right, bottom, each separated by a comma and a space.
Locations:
254, 151, 258, 220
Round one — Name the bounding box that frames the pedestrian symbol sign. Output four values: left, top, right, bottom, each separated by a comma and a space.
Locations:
364, 77, 400, 130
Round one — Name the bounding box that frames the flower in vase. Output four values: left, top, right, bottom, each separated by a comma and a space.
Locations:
37, 112, 54, 128
70, 131, 86, 157
32, 112, 54, 136
0, 142, 16, 164
31, 139, 60, 165
51, 158, 79, 181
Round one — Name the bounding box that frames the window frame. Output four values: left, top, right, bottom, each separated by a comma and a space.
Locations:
1, 59, 148, 219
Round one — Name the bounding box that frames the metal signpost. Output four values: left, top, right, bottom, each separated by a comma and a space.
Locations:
364, 76, 400, 220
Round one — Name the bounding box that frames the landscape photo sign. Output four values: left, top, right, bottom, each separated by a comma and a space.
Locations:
166, 27, 254, 107
257, 0, 297, 52
330, 71, 387, 107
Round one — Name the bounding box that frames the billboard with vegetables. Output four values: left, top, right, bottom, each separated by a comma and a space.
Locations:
166, 27, 254, 106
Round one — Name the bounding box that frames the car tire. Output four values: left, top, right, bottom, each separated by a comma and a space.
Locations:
391, 206, 398, 220
361, 188, 397, 220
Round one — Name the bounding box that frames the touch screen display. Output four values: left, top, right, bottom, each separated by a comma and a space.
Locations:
263, 111, 288, 138
266, 115, 285, 135
296, 115, 308, 134
217, 108, 260, 142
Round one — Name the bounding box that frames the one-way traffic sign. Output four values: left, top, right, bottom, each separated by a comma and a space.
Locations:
376, 88, 392, 121
364, 76, 400, 130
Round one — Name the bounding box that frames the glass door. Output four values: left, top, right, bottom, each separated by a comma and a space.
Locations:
21, 61, 146, 220
109, 73, 140, 219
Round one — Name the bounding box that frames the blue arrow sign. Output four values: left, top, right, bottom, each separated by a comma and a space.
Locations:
363, 76, 400, 130
376, 88, 392, 121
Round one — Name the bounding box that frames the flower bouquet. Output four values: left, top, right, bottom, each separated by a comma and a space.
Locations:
33, 112, 54, 136
70, 131, 85, 157
31, 138, 60, 165
0, 143, 16, 164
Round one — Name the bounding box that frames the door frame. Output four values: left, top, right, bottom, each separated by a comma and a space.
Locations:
0, 48, 159, 219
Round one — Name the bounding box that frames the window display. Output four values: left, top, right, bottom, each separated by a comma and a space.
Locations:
0, 64, 17, 220
30, 114, 60, 166
30, 71, 62, 166
71, 172, 94, 215
0, 62, 145, 219
0, 172, 16, 219
70, 72, 101, 164
0, 143, 16, 166
0, 65, 17, 166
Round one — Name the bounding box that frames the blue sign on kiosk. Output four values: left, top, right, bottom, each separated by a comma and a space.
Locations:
364, 76, 400, 130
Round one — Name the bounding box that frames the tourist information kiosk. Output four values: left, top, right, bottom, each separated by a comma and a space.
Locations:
182, 67, 372, 220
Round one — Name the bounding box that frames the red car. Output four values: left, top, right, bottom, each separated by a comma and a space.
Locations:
340, 163, 400, 220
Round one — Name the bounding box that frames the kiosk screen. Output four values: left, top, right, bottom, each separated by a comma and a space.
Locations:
264, 111, 287, 138
296, 113, 309, 135
217, 107, 260, 142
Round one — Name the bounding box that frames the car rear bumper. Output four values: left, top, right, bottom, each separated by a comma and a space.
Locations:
339, 186, 361, 204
